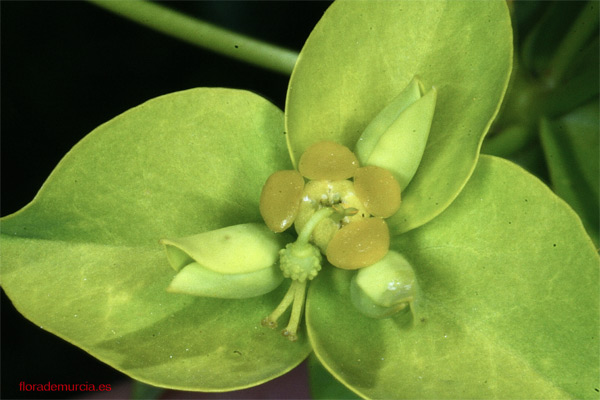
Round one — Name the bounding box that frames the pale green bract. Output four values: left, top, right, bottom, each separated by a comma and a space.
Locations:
162, 224, 290, 298
1, 1, 598, 399
162, 224, 284, 275
355, 77, 437, 191
167, 262, 282, 299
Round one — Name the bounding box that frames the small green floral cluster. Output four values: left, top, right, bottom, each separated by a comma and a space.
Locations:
161, 77, 435, 341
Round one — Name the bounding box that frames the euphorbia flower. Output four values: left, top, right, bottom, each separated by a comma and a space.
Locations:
161, 78, 435, 342
4, 2, 595, 399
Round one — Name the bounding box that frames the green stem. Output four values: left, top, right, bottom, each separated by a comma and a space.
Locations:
540, 63, 599, 118
88, 0, 299, 75
297, 208, 335, 244
546, 1, 599, 86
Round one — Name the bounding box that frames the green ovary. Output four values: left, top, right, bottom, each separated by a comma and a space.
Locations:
294, 180, 370, 253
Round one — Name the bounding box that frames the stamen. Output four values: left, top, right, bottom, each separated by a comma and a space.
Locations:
332, 204, 359, 217
261, 281, 298, 329
263, 205, 342, 341
281, 280, 307, 341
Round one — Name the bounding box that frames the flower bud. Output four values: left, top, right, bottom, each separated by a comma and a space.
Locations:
160, 223, 288, 299
350, 250, 417, 318
355, 77, 437, 191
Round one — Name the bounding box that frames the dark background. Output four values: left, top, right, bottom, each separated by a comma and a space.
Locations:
1, 2, 331, 398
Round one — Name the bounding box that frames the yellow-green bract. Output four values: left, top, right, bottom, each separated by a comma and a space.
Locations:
161, 223, 288, 298
355, 77, 437, 191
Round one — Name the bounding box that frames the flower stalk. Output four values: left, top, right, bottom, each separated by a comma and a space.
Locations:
88, 0, 298, 75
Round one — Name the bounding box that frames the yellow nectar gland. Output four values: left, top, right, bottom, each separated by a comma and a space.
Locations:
294, 180, 369, 253
260, 141, 401, 340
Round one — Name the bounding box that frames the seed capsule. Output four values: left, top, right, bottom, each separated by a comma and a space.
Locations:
298, 141, 359, 180
354, 165, 401, 218
350, 251, 417, 319
326, 217, 390, 270
259, 170, 304, 232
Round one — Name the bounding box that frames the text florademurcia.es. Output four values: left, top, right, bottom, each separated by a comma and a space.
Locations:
19, 381, 112, 392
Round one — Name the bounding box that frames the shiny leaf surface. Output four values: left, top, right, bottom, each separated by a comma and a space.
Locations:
1, 89, 311, 390
307, 156, 598, 399
286, 0, 513, 233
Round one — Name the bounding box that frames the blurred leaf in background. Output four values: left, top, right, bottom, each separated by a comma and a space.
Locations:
484, 0, 599, 245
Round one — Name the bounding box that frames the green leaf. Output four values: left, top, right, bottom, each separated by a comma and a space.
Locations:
540, 101, 599, 246
130, 381, 165, 400
520, 2, 582, 76
307, 354, 360, 400
307, 155, 598, 399
286, 0, 513, 234
1, 88, 311, 390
